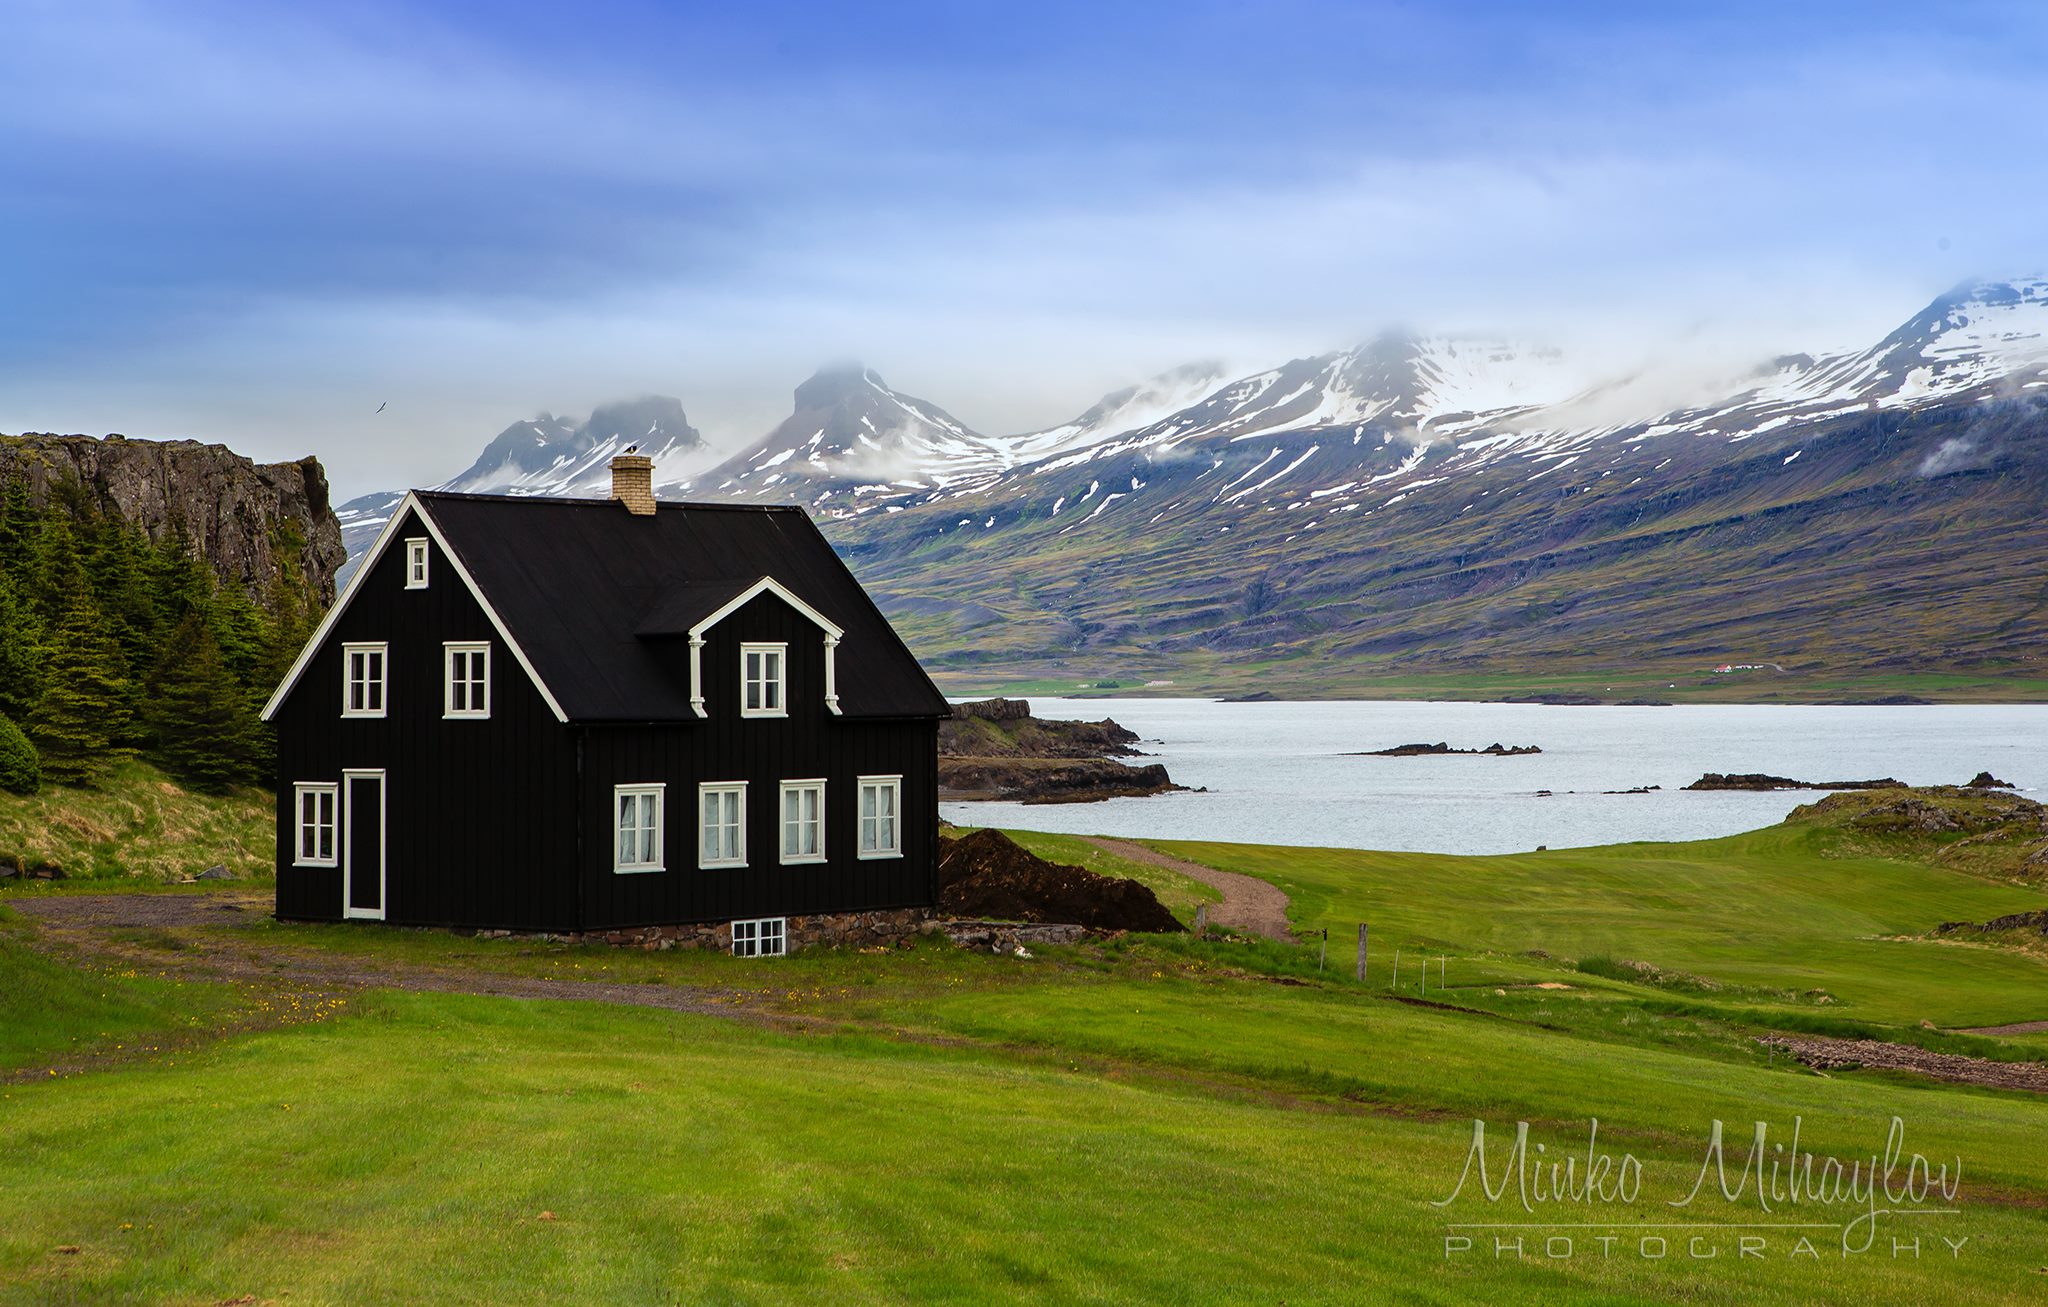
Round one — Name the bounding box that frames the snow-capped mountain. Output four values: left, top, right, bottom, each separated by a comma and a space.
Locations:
335, 395, 709, 562
693, 365, 1006, 505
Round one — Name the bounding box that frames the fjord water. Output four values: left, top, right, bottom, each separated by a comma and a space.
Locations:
941, 698, 2048, 854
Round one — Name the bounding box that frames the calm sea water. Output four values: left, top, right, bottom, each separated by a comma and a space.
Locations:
941, 699, 2048, 855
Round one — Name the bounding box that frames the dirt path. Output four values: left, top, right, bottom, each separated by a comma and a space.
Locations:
1081, 837, 1293, 940
9, 892, 768, 1022
1761, 1034, 2048, 1094
1958, 1020, 2048, 1036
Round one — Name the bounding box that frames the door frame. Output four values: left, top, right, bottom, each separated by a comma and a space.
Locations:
342, 768, 387, 921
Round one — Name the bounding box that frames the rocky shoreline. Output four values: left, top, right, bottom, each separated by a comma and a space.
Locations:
939, 698, 1187, 803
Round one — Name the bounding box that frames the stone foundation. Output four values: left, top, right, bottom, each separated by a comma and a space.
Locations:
472, 908, 1096, 955
504, 906, 935, 953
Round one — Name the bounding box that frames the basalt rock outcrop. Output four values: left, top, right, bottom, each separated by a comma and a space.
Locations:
0, 433, 345, 606
939, 698, 1183, 802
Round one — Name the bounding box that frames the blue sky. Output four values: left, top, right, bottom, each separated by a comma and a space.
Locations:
4, 0, 2045, 496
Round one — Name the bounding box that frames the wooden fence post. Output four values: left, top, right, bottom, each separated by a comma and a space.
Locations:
1356, 924, 1368, 983
1193, 905, 1206, 937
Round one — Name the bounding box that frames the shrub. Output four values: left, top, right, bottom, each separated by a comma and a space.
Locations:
0, 714, 38, 795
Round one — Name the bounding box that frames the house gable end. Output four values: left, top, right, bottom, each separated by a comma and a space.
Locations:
259, 493, 570, 724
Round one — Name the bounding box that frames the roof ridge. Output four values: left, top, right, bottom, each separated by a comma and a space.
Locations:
412, 489, 806, 513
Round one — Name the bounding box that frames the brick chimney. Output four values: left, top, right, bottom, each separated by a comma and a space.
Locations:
609, 452, 656, 516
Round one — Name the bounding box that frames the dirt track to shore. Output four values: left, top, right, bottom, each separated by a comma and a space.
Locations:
1080, 838, 1294, 940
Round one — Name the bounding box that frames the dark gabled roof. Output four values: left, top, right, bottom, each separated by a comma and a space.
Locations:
415, 491, 949, 722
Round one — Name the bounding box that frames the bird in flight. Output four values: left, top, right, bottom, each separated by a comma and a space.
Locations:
375, 401, 387, 414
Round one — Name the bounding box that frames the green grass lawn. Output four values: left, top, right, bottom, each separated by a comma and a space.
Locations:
2, 803, 2046, 1303
1153, 817, 2048, 1030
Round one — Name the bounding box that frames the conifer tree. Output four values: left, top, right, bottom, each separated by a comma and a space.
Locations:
26, 592, 134, 787
146, 611, 260, 791
0, 569, 39, 723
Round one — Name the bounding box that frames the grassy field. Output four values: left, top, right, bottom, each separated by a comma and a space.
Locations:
0, 760, 274, 883
2, 801, 2045, 1303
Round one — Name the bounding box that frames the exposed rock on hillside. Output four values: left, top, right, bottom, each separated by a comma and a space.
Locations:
0, 433, 345, 605
1788, 785, 2048, 881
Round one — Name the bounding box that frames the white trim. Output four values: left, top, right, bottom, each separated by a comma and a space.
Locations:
613, 783, 666, 874
341, 642, 387, 719
739, 641, 787, 718
292, 781, 339, 867
778, 778, 827, 865
341, 769, 386, 921
442, 641, 491, 719
261, 492, 570, 724
687, 576, 844, 720
731, 916, 787, 958
698, 781, 747, 869
403, 538, 429, 589
824, 634, 840, 715
856, 774, 903, 860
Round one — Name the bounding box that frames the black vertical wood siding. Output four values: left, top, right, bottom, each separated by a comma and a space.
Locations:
273, 506, 578, 928
579, 591, 938, 929
274, 510, 938, 932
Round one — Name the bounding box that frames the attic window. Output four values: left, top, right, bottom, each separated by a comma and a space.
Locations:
404, 538, 429, 589
741, 643, 787, 717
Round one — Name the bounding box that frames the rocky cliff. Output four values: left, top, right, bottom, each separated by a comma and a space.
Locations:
0, 433, 346, 606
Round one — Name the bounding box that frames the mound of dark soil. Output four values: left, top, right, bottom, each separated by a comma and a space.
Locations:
937, 829, 1184, 933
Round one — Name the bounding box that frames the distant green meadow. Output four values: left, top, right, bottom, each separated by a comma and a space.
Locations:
2, 810, 2044, 1303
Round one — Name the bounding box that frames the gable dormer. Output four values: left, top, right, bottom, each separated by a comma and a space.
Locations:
634, 576, 843, 719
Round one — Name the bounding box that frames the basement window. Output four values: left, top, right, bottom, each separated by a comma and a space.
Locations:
342, 643, 387, 718
614, 784, 665, 873
731, 917, 787, 958
404, 538, 429, 589
741, 642, 787, 717
857, 775, 901, 859
779, 780, 825, 864
293, 783, 338, 867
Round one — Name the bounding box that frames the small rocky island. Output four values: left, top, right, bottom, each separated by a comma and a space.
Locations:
1351, 741, 1542, 757
1684, 772, 1905, 792
939, 698, 1187, 804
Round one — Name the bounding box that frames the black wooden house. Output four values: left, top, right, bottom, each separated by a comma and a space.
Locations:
260, 455, 949, 953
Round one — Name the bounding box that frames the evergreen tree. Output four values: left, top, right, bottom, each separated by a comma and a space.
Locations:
0, 569, 39, 723
26, 593, 134, 787
146, 611, 260, 791
0, 714, 38, 795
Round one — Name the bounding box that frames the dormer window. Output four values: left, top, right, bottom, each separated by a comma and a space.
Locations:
741, 643, 786, 717
404, 538, 429, 589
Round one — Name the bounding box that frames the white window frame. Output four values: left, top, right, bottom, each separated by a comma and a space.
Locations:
779, 779, 826, 865
613, 783, 665, 874
443, 642, 491, 719
293, 782, 339, 867
341, 642, 387, 718
698, 781, 747, 869
740, 642, 787, 718
404, 538, 429, 589
731, 917, 787, 958
857, 774, 903, 860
